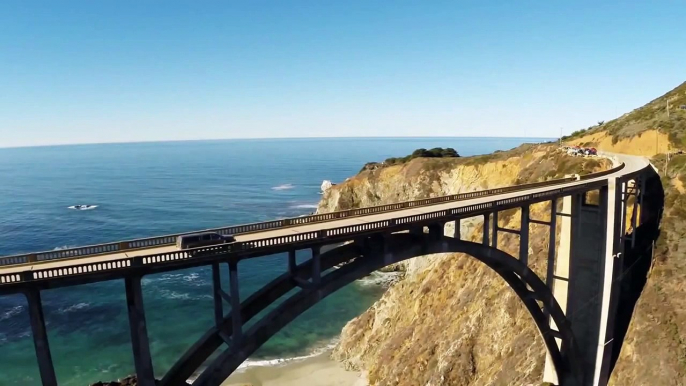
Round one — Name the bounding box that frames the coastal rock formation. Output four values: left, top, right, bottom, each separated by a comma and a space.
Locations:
90, 376, 190, 386
89, 375, 139, 386
317, 144, 609, 385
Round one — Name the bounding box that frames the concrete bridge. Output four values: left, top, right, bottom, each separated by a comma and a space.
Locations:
0, 154, 661, 386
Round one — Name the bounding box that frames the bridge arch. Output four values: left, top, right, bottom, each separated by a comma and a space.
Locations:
162, 233, 583, 386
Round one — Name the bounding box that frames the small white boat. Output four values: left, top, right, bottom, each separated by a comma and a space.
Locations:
68, 204, 98, 211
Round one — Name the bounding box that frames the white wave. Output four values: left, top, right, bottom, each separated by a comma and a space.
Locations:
57, 302, 90, 314
68, 205, 98, 210
0, 305, 23, 321
157, 289, 212, 301
53, 245, 76, 251
271, 184, 294, 191
290, 204, 318, 209
182, 272, 201, 283
159, 290, 192, 300
356, 271, 402, 287
187, 338, 340, 383
244, 338, 337, 369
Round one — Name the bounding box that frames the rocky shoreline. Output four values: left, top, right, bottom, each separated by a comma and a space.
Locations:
91, 376, 190, 386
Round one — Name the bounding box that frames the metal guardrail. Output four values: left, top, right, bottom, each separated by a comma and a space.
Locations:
0, 178, 617, 287
0, 163, 626, 269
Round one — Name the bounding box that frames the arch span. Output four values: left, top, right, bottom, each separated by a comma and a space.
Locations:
163, 233, 583, 386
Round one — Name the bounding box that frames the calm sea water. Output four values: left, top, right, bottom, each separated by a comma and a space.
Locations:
0, 137, 550, 385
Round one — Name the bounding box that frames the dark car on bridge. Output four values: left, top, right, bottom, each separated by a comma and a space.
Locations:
176, 232, 236, 254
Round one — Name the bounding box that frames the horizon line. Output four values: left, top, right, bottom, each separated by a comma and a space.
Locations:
0, 135, 556, 150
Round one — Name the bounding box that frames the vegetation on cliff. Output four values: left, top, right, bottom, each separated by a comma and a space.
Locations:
360, 147, 460, 172
563, 81, 686, 148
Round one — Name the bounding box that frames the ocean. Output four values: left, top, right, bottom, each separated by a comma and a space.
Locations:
0, 137, 551, 385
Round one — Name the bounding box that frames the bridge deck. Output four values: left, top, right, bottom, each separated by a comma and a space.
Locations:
0, 154, 647, 279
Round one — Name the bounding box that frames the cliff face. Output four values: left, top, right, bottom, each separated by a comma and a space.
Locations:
317, 144, 610, 386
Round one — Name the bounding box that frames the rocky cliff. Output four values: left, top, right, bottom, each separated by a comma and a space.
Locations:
317, 144, 610, 385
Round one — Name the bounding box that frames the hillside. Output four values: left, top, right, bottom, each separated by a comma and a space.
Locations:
318, 144, 610, 385
319, 81, 686, 386
563, 81, 686, 153
569, 81, 686, 385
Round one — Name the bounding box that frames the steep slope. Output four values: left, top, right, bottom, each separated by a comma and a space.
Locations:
564, 81, 686, 156
317, 144, 610, 385
531, 81, 686, 385
559, 81, 686, 385
607, 153, 686, 386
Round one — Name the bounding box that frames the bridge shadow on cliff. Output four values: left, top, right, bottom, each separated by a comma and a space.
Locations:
607, 169, 664, 375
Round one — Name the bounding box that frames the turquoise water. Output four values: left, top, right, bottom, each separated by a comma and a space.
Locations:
0, 137, 550, 385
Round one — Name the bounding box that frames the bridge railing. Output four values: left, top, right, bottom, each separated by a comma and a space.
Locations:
0, 173, 633, 286
0, 163, 625, 268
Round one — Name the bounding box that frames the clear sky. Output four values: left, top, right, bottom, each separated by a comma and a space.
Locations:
1, 1, 684, 148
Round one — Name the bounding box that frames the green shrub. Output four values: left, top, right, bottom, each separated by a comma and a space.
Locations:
381, 147, 460, 166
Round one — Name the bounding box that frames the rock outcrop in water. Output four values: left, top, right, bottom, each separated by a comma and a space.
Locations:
316, 144, 610, 385
90, 375, 139, 386
90, 376, 190, 386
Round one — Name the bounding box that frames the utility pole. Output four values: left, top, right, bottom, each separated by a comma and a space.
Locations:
666, 100, 671, 176
667, 100, 670, 119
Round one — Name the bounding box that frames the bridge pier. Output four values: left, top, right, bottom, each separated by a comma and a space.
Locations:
26, 289, 58, 386
229, 262, 243, 347
311, 247, 321, 285
482, 213, 490, 246
519, 206, 530, 265
125, 276, 156, 386
543, 178, 630, 386
491, 211, 498, 247
544, 199, 558, 317
212, 263, 223, 327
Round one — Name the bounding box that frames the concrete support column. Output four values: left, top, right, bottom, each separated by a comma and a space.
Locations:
545, 199, 557, 292
491, 211, 499, 247
125, 276, 155, 386
631, 179, 639, 248
455, 218, 461, 240
593, 179, 622, 386
212, 263, 223, 327
566, 190, 609, 385
229, 261, 242, 348
619, 181, 628, 261
26, 289, 58, 386
520, 206, 530, 266
482, 213, 490, 246
638, 177, 647, 224
311, 246, 321, 285
543, 194, 575, 385
287, 250, 297, 275
381, 235, 392, 266
544, 186, 614, 386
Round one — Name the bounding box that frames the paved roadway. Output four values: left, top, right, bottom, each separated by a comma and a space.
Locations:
0, 154, 649, 278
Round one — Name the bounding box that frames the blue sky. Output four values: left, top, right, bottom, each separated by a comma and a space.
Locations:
0, 1, 684, 147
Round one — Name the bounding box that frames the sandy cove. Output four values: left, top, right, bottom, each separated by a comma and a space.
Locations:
222, 351, 366, 386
